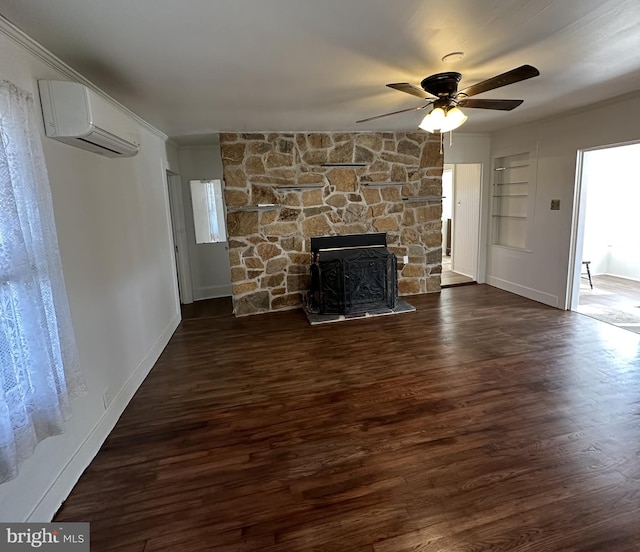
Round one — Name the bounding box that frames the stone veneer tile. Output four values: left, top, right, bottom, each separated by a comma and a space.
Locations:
221, 132, 443, 316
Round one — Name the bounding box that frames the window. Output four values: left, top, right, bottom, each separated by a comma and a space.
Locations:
190, 179, 227, 244
0, 80, 83, 483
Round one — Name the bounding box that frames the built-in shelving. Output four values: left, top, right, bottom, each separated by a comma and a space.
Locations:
491, 151, 532, 250
494, 180, 528, 186
495, 163, 529, 171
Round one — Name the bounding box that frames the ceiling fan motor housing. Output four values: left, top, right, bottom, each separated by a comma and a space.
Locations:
420, 72, 462, 98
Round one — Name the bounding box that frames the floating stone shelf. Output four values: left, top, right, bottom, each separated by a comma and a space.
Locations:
361, 182, 405, 187
271, 184, 325, 191
402, 196, 445, 203
320, 163, 367, 167
227, 204, 278, 212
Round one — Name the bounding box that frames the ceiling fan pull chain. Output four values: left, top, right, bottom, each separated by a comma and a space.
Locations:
439, 131, 444, 155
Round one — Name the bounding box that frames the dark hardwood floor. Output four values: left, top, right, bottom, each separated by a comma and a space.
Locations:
55, 285, 640, 551
180, 296, 233, 320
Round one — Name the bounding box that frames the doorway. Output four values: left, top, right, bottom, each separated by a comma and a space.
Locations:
441, 163, 481, 287
167, 170, 193, 304
569, 142, 640, 335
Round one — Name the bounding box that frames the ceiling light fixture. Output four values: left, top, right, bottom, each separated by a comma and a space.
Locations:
419, 106, 467, 133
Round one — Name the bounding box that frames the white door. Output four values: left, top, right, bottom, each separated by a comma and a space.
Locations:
452, 164, 482, 279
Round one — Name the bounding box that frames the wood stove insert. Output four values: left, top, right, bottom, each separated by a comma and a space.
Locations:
308, 233, 398, 315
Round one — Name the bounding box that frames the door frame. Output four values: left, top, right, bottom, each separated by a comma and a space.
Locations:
450, 162, 482, 281
566, 139, 640, 310
167, 171, 193, 304
566, 149, 587, 311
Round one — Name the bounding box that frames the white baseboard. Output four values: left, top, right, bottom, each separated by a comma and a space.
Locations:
27, 313, 181, 521
485, 276, 560, 308
193, 283, 232, 301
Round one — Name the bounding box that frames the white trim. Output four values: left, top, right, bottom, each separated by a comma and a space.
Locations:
167, 173, 193, 303
162, 167, 185, 308
486, 276, 559, 308
27, 314, 180, 521
193, 284, 232, 301
166, 137, 181, 149
567, 140, 640, 310
567, 150, 586, 310
0, 14, 168, 142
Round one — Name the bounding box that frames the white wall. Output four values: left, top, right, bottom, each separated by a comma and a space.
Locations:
488, 91, 640, 308
0, 22, 180, 520
178, 144, 232, 300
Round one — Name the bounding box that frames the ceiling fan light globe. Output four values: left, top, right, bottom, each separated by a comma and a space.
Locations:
429, 107, 446, 126
418, 117, 438, 132
440, 107, 468, 132
418, 107, 445, 132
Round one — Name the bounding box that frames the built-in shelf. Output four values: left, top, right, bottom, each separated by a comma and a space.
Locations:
492, 150, 532, 250
494, 163, 529, 171
320, 162, 367, 167
402, 195, 445, 203
227, 204, 278, 212
361, 182, 405, 188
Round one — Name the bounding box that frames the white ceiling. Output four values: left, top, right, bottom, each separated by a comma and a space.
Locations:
2, 0, 640, 138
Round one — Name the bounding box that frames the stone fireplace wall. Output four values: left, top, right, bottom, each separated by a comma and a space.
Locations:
220, 132, 443, 316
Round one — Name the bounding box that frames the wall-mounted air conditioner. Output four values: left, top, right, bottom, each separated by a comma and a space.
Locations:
38, 80, 141, 158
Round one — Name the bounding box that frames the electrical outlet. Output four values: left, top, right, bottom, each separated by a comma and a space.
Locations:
550, 199, 560, 210
103, 388, 112, 410
403, 255, 409, 264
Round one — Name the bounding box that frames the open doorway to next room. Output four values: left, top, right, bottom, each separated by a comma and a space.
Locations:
571, 142, 640, 335
441, 164, 480, 287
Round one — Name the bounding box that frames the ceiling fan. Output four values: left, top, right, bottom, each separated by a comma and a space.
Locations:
356, 64, 540, 132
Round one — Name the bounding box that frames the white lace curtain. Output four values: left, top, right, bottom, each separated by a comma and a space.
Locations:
0, 80, 84, 484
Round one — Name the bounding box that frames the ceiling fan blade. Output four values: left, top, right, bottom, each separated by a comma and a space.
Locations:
457, 65, 540, 98
457, 98, 524, 111
386, 82, 435, 99
356, 103, 431, 124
